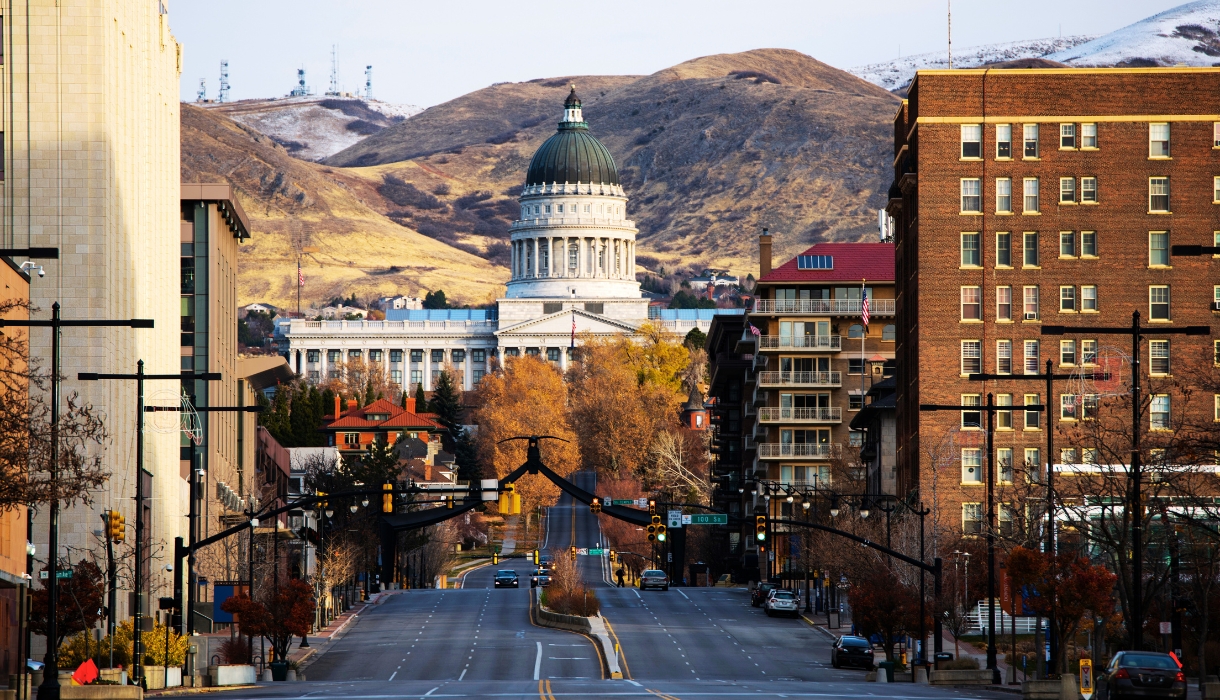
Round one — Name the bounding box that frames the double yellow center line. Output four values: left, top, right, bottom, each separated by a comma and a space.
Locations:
538, 678, 679, 700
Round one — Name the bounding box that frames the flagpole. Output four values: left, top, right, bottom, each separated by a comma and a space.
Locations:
861, 278, 866, 404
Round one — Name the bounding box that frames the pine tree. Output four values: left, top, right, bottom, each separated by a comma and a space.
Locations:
413, 383, 428, 413
453, 427, 481, 482
430, 371, 462, 433
258, 388, 291, 445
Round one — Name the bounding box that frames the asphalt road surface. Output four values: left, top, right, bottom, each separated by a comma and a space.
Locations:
210, 473, 1019, 699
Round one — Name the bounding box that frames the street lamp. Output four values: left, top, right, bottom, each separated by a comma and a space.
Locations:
829, 504, 839, 517
859, 504, 870, 519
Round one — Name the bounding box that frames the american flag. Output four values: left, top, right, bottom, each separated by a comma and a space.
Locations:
571, 310, 576, 349
861, 289, 870, 327
749, 324, 761, 337
298, 262, 305, 288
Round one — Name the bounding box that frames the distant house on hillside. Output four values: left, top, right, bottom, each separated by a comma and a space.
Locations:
688, 272, 740, 291
320, 305, 367, 319
244, 302, 278, 315
378, 295, 424, 311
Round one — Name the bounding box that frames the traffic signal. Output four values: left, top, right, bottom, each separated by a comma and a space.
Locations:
657, 522, 667, 542
105, 510, 124, 543
648, 514, 660, 542
317, 491, 328, 510
590, 497, 601, 514
382, 483, 393, 513
570, 545, 577, 561
755, 515, 767, 542
446, 494, 453, 509
648, 499, 656, 516
533, 549, 540, 566
609, 550, 616, 563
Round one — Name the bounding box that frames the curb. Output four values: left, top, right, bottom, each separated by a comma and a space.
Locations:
528, 588, 617, 680
799, 614, 839, 641
148, 685, 259, 697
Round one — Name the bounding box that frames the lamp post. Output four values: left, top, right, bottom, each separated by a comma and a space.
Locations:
0, 305, 154, 700
1042, 311, 1210, 650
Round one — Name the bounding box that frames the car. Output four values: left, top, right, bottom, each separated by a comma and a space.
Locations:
830, 635, 875, 669
764, 589, 799, 617
750, 582, 777, 607
1098, 651, 1185, 700
493, 570, 519, 588
530, 568, 552, 588
639, 569, 669, 591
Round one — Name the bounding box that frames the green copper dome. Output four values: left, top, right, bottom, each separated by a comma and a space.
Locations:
524, 89, 619, 187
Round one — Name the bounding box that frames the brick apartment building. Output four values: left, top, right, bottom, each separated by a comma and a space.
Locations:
889, 67, 1220, 538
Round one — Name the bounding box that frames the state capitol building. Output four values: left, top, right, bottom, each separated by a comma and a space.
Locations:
279, 88, 741, 391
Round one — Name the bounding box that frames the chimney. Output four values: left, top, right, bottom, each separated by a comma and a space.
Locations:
347, 399, 358, 412
424, 464, 432, 481
406, 397, 416, 414
334, 395, 341, 418
759, 228, 772, 278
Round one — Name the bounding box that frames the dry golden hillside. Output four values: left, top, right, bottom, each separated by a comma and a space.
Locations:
180, 104, 507, 309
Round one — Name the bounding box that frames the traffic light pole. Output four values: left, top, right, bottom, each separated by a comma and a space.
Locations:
104, 518, 116, 669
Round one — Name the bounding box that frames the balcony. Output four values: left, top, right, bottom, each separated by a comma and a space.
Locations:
756, 371, 842, 388
757, 407, 842, 424
757, 443, 839, 460
752, 299, 895, 316
757, 335, 841, 351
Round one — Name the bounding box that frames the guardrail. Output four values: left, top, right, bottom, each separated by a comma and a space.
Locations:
757, 335, 841, 350
751, 299, 895, 315
756, 443, 839, 459
757, 407, 842, 423
290, 320, 498, 333
756, 371, 842, 387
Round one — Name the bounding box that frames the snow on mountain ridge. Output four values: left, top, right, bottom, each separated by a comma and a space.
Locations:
1048, 0, 1220, 66
848, 36, 1094, 92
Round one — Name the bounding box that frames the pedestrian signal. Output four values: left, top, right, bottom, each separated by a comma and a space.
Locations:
755, 515, 767, 541
590, 497, 601, 514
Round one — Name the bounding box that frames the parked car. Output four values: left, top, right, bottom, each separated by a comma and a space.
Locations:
764, 589, 799, 617
830, 635, 875, 669
639, 569, 670, 591
750, 582, 777, 607
530, 568, 552, 588
493, 570, 519, 588
1099, 651, 1185, 700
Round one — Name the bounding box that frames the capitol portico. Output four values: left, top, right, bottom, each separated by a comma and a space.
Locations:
279, 88, 739, 391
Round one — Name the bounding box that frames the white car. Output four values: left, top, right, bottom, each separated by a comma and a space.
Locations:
764, 589, 799, 617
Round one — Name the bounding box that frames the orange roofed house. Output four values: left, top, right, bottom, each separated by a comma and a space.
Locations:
322, 397, 443, 453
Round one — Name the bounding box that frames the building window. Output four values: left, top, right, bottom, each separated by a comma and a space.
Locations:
1214, 176, 1220, 203
1060, 339, 1077, 366
998, 447, 1014, 482
473, 349, 486, 363
1150, 285, 1171, 320
1149, 178, 1170, 212
1082, 285, 1097, 312
996, 178, 1012, 213
410, 369, 422, 386
327, 350, 341, 363
882, 324, 895, 341
961, 179, 982, 213
1060, 123, 1076, 149
849, 394, 864, 411
961, 124, 982, 158
1025, 448, 1042, 481
963, 503, 983, 533
1060, 178, 1076, 203
1216, 340, 1220, 365
1025, 394, 1041, 430
961, 286, 981, 320
848, 358, 864, 375
848, 323, 864, 339
348, 349, 363, 360
1082, 394, 1099, 420
390, 350, 403, 363
1215, 394, 1220, 422
1081, 231, 1097, 257
1023, 178, 1040, 213
308, 370, 319, 382
1082, 339, 1098, 365
390, 369, 402, 385
1150, 394, 1171, 430
1024, 340, 1040, 375
430, 349, 444, 363
997, 393, 1013, 430
1082, 123, 1097, 148
1023, 232, 1039, 267
1081, 177, 1097, 203
962, 451, 982, 484
961, 340, 982, 375
546, 347, 560, 362
525, 347, 540, 357
996, 232, 1012, 267
473, 369, 486, 383
1060, 231, 1075, 258
568, 243, 579, 271
1023, 124, 1039, 158
1061, 448, 1079, 465
307, 350, 320, 363
1215, 122, 1220, 148
452, 349, 466, 364
849, 430, 864, 447
344, 433, 359, 446
1060, 286, 1076, 312
1149, 123, 1170, 157
1061, 394, 1079, 421
996, 286, 1012, 321
369, 349, 383, 362
961, 232, 980, 267
1023, 286, 1040, 320
1149, 339, 1170, 375
997, 339, 1012, 374
411, 350, 423, 362
961, 394, 982, 429
996, 124, 1012, 158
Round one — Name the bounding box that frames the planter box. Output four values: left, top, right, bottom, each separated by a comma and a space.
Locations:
141, 667, 181, 690
210, 665, 256, 686
60, 686, 142, 700
1023, 679, 1063, 700
1204, 681, 1220, 699
930, 669, 995, 685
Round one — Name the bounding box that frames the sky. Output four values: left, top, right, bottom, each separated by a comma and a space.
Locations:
171, 0, 1185, 108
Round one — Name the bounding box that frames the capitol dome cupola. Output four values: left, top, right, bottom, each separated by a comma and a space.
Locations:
523, 86, 621, 193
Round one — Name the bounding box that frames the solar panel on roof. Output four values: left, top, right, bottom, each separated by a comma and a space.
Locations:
796, 255, 833, 270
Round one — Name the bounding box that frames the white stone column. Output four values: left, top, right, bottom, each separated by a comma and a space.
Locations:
423, 348, 432, 391
464, 348, 473, 390
319, 349, 327, 381
531, 238, 539, 277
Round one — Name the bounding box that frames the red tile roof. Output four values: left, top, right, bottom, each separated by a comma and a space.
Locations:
323, 399, 442, 432
759, 242, 894, 284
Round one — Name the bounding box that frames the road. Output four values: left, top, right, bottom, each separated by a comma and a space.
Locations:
209, 472, 1020, 699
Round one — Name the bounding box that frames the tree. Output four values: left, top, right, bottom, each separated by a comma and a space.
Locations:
847, 561, 923, 663
30, 559, 104, 649
453, 427, 481, 482
414, 383, 428, 413
423, 290, 449, 309
683, 327, 706, 351
221, 578, 316, 663
429, 369, 462, 436
668, 290, 715, 310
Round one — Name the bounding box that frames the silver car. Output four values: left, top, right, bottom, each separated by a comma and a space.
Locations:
639, 569, 669, 591
764, 589, 799, 617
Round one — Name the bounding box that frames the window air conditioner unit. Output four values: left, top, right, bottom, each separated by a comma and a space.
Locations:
1212, 301, 1220, 311
1024, 312, 1039, 320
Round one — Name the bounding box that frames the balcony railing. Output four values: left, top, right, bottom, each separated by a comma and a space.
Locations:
752, 299, 895, 316
756, 371, 842, 387
289, 319, 497, 333
757, 335, 841, 351
757, 407, 842, 423
757, 443, 838, 459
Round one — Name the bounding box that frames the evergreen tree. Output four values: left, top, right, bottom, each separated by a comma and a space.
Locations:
356, 437, 401, 487
453, 427, 481, 482
684, 327, 707, 351
364, 378, 376, 406
413, 383, 428, 413
429, 371, 462, 433
258, 388, 291, 445
321, 388, 336, 418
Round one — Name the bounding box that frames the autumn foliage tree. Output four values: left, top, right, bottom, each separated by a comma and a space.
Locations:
30, 559, 104, 649
221, 578, 316, 663
847, 561, 924, 663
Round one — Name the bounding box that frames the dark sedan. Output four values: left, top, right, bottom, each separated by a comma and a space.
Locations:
1099, 651, 1185, 700
750, 582, 777, 607
493, 570, 519, 588
530, 569, 551, 588
830, 635, 875, 669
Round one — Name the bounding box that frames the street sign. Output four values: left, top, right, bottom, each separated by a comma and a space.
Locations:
635, 498, 649, 508
588, 548, 604, 556
39, 570, 72, 580
576, 548, 589, 555
612, 499, 636, 506
687, 514, 728, 525
1079, 658, 1094, 699
667, 510, 683, 529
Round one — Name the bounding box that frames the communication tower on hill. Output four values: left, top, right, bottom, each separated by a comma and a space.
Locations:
290, 68, 311, 97
218, 60, 230, 103
365, 65, 373, 100
326, 45, 341, 96
196, 78, 206, 103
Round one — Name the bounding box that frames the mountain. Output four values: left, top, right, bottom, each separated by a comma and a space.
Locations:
202, 97, 423, 162
1048, 0, 1220, 67
180, 103, 507, 310
323, 49, 901, 277
849, 36, 1093, 92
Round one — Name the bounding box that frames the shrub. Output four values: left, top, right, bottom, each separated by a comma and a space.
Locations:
379, 175, 444, 210
218, 636, 250, 665
941, 657, 980, 670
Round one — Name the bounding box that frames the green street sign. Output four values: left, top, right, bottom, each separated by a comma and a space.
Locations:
40, 570, 72, 580
495, 544, 501, 554
588, 548, 604, 555
611, 499, 635, 506
688, 514, 728, 525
